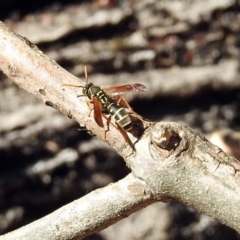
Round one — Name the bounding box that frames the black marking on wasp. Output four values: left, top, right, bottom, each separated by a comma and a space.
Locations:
62, 67, 146, 149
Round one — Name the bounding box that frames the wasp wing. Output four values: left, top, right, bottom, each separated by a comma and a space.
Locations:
104, 84, 146, 95
92, 97, 104, 128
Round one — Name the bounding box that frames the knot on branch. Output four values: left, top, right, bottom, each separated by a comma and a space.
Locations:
151, 124, 182, 152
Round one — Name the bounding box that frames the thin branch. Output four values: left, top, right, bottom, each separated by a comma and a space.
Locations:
1, 174, 154, 240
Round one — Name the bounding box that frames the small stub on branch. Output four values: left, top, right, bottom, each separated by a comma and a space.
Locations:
151, 125, 181, 151
45, 101, 58, 110
39, 88, 46, 96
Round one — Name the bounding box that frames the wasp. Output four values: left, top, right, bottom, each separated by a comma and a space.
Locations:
62, 67, 146, 149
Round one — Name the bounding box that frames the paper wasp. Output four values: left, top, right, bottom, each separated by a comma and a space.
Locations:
62, 67, 146, 149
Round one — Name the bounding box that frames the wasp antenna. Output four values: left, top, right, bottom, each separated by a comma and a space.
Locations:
62, 83, 83, 88
84, 66, 88, 84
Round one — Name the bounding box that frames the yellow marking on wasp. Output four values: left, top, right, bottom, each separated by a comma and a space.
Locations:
96, 91, 103, 97
112, 107, 124, 118
117, 116, 131, 128
117, 114, 129, 122
108, 103, 115, 113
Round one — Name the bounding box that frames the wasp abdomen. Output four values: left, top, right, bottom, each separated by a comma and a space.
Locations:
108, 103, 132, 131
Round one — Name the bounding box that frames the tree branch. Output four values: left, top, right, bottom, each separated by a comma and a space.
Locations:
1, 20, 240, 239
1, 174, 154, 240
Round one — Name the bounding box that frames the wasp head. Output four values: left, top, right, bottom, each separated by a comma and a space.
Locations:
82, 82, 94, 98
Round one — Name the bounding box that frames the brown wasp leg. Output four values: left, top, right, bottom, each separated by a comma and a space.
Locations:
106, 118, 134, 150
101, 114, 134, 149
116, 123, 135, 150
86, 100, 94, 117
102, 123, 107, 141
101, 114, 112, 141
115, 96, 149, 123
92, 97, 111, 141
116, 95, 132, 110
117, 96, 151, 123
102, 115, 111, 130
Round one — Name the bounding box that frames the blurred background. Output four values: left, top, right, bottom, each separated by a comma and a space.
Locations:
1, 0, 240, 239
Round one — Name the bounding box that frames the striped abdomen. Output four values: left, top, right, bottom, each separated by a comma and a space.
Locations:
108, 103, 132, 131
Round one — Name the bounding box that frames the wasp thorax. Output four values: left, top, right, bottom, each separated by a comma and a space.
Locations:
89, 86, 102, 96
82, 83, 94, 97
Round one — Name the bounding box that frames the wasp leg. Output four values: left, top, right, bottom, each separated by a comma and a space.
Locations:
115, 96, 152, 124
86, 100, 94, 117
102, 115, 111, 130
101, 114, 112, 141
129, 112, 154, 125
116, 96, 132, 110
115, 97, 147, 124
116, 123, 135, 150
102, 127, 107, 141
102, 114, 134, 149
110, 121, 134, 150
